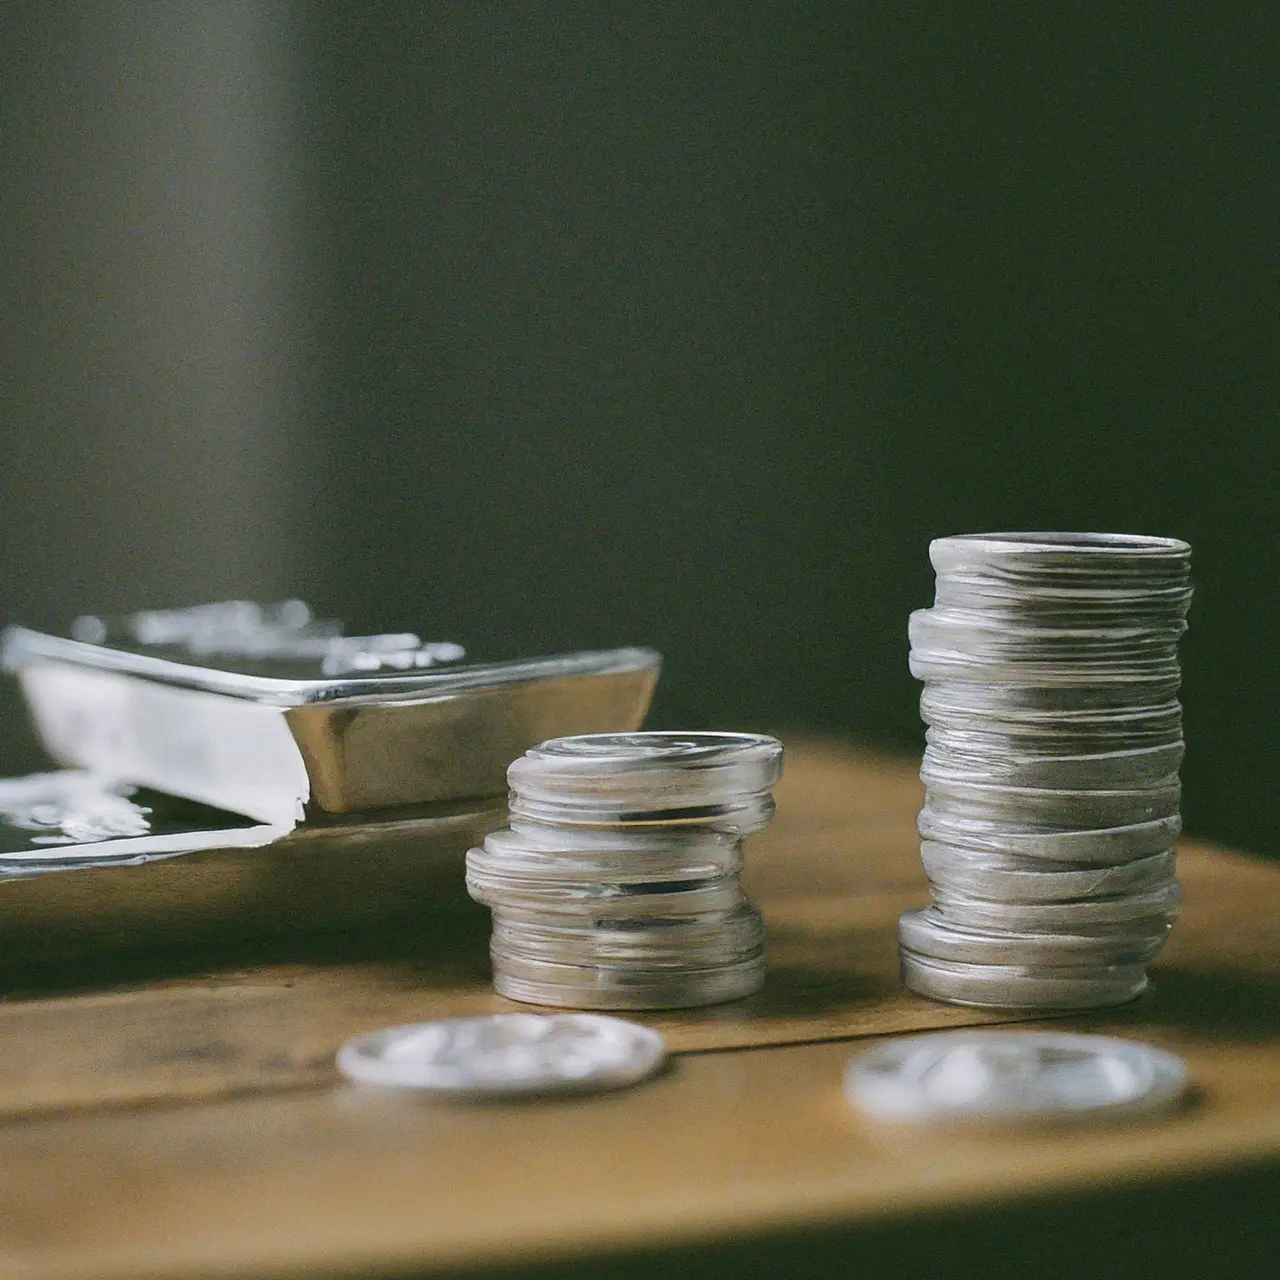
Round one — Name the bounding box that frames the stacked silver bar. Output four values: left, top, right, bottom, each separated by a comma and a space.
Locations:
900, 533, 1193, 1010
467, 732, 782, 1009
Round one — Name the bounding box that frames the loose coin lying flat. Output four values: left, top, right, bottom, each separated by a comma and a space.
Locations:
845, 1030, 1188, 1124
336, 1013, 666, 1097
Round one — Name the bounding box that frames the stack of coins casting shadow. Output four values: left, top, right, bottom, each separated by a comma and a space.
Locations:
466, 732, 783, 1010
900, 533, 1193, 1010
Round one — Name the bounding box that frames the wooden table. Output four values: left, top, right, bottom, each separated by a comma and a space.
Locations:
1, 740, 1277, 1279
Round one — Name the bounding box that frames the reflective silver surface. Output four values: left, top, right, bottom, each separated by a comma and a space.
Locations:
4, 603, 661, 816
0, 786, 505, 964
473, 732, 780, 1010
899, 950, 1149, 1010
903, 533, 1191, 1010
897, 907, 1170, 967
4, 604, 657, 706
506, 731, 782, 829
0, 772, 284, 878
69, 599, 466, 681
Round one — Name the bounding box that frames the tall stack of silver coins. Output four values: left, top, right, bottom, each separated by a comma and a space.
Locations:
467, 732, 782, 1009
900, 533, 1193, 1010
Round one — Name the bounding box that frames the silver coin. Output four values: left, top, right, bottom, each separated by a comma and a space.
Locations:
934, 552, 1192, 579
921, 688, 1184, 733
923, 723, 1184, 756
920, 681, 1183, 715
911, 636, 1183, 672
929, 530, 1191, 570
490, 930, 763, 967
492, 945, 766, 983
908, 652, 1183, 690
511, 730, 782, 780
507, 790, 776, 834
506, 732, 782, 830
844, 1029, 1188, 1123
918, 808, 1182, 863
925, 718, 1184, 749
335, 1013, 666, 1096
492, 900, 752, 932
931, 601, 1192, 632
493, 951, 766, 1010
921, 741, 1184, 789
931, 880, 1181, 931
897, 907, 1170, 967
467, 847, 745, 887
475, 824, 745, 881
918, 838, 1152, 873
922, 777, 1181, 830
946, 742, 1187, 770
920, 677, 1182, 714
900, 950, 1149, 1010
490, 903, 765, 967
932, 578, 1194, 615
920, 845, 1176, 902
509, 731, 782, 794
493, 937, 762, 972
466, 870, 751, 917
928, 597, 1194, 634
910, 608, 1187, 655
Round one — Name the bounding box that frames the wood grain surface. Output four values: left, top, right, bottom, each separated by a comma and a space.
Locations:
0, 739, 1276, 1280
0, 741, 1030, 1116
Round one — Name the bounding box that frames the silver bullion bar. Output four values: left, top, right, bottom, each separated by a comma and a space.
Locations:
0, 773, 505, 964
3, 607, 660, 819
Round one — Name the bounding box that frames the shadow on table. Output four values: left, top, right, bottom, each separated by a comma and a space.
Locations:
435, 1160, 1280, 1280
742, 916, 898, 1015
1109, 963, 1280, 1043
741, 962, 890, 1019
0, 895, 496, 998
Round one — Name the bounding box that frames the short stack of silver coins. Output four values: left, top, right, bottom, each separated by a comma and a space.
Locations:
900, 533, 1193, 1009
467, 732, 782, 1009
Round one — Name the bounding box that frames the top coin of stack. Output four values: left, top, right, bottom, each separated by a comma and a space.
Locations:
467, 732, 783, 1010
901, 533, 1192, 1010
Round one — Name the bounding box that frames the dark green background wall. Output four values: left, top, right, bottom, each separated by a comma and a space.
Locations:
2, 4, 1276, 854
